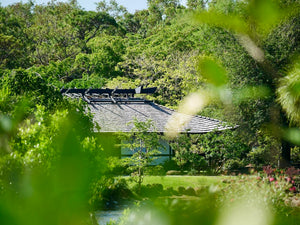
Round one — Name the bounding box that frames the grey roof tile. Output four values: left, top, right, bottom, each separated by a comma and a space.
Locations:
89, 101, 231, 133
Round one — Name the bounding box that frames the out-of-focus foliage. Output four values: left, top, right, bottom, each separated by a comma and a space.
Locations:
0, 109, 105, 225
0, 66, 105, 224
277, 61, 300, 125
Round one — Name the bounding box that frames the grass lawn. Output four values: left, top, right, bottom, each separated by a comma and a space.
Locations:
126, 175, 226, 189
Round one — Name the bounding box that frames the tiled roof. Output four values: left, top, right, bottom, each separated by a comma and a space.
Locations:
89, 100, 231, 133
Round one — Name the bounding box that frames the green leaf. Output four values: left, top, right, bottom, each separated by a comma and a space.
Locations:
284, 128, 300, 146
197, 56, 228, 87
248, 0, 285, 35
233, 86, 271, 103
277, 61, 300, 125
192, 11, 248, 34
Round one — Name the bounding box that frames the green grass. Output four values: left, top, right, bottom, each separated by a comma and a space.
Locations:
126, 175, 225, 189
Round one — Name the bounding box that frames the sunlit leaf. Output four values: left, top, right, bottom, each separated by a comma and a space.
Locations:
277, 61, 300, 125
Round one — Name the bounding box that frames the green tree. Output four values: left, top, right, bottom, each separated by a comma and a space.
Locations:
0, 69, 62, 112
187, 0, 208, 10
119, 119, 162, 188
147, 0, 181, 22
96, 0, 128, 20
171, 130, 249, 173
27, 1, 81, 65
187, 0, 300, 166
0, 34, 25, 69
68, 9, 118, 44
171, 134, 207, 172
0, 3, 34, 69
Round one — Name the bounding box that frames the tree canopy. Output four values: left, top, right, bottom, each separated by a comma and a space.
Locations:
0, 0, 299, 167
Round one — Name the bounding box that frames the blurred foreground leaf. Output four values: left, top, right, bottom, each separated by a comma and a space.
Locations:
193, 11, 248, 34
197, 56, 228, 87
284, 128, 300, 146
277, 61, 300, 125
233, 86, 271, 103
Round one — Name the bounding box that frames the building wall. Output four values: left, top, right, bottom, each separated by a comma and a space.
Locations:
121, 138, 172, 165
97, 132, 173, 165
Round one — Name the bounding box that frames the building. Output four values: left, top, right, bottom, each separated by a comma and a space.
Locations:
61, 87, 231, 164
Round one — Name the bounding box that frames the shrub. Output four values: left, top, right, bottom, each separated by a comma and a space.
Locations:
89, 177, 132, 210
171, 130, 250, 174
162, 159, 181, 171
165, 187, 177, 196
247, 133, 281, 169
177, 186, 186, 195
135, 183, 164, 198
106, 156, 129, 176
223, 159, 245, 172
291, 146, 300, 164
188, 168, 199, 175
185, 186, 196, 196
144, 165, 166, 176
194, 187, 203, 196
219, 167, 300, 217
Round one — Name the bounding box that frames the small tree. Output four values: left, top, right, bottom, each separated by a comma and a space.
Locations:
119, 119, 162, 189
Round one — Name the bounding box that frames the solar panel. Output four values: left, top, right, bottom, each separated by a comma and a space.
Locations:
61, 87, 157, 103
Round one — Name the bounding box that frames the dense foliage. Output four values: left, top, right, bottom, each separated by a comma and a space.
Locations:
0, 63, 104, 225
0, 0, 300, 223
171, 130, 250, 173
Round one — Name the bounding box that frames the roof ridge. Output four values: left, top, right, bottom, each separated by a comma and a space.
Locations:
150, 102, 176, 112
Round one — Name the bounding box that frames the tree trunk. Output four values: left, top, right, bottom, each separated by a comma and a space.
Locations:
280, 139, 291, 168
279, 111, 292, 168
